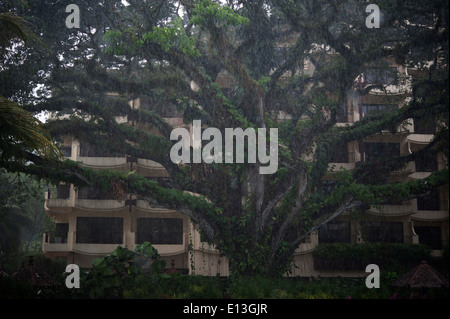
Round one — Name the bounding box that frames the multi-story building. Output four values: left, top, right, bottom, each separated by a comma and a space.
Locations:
287, 59, 449, 276
42, 55, 448, 277
41, 97, 229, 275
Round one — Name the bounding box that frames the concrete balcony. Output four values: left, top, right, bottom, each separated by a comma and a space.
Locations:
73, 231, 125, 254
78, 156, 128, 170
135, 200, 177, 213
72, 243, 123, 255
46, 198, 72, 209
75, 199, 125, 210
411, 210, 449, 222
153, 241, 187, 257
294, 231, 318, 255
367, 200, 414, 216
391, 161, 415, 175
42, 232, 69, 253
136, 159, 169, 177
408, 171, 432, 180
407, 133, 434, 146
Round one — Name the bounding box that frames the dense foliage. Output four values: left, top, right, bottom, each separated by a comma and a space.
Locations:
0, 0, 448, 277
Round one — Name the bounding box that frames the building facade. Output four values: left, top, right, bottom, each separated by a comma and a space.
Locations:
42, 57, 448, 277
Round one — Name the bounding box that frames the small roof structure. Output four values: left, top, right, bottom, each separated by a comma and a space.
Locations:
392, 260, 449, 289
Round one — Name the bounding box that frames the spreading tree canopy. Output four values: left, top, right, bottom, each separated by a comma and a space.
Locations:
0, 0, 448, 276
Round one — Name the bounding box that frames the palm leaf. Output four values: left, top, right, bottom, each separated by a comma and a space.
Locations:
0, 96, 61, 158
0, 11, 49, 54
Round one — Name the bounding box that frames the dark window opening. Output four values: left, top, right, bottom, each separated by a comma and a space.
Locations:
77, 187, 116, 200
319, 221, 351, 243
415, 150, 437, 172
361, 221, 404, 243
140, 96, 183, 118
329, 140, 349, 163
136, 218, 183, 245
417, 189, 440, 211
56, 184, 70, 199
361, 104, 397, 119
79, 142, 125, 157
60, 146, 72, 157
76, 217, 123, 244
364, 67, 397, 85
49, 223, 68, 243
336, 103, 347, 122
362, 142, 400, 162
414, 226, 442, 250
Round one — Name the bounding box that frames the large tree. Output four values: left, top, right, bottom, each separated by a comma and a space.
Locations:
1, 0, 448, 277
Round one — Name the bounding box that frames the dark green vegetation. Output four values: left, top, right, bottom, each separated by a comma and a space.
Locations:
0, 0, 448, 278
0, 243, 447, 299
0, 170, 55, 271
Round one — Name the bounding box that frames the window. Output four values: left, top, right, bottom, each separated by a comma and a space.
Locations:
76, 217, 123, 244
329, 140, 349, 163
336, 103, 347, 122
52, 223, 69, 243
362, 142, 400, 162
365, 67, 397, 85
60, 146, 72, 157
160, 104, 183, 118
77, 187, 115, 200
136, 218, 183, 245
415, 150, 437, 172
56, 184, 70, 199
414, 226, 442, 249
360, 221, 404, 243
417, 189, 440, 211
79, 142, 125, 157
319, 221, 351, 243
361, 104, 397, 119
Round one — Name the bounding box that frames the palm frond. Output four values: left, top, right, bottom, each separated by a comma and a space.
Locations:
0, 96, 61, 159
0, 11, 49, 54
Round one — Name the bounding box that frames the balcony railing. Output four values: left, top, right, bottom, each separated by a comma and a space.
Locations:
44, 231, 68, 244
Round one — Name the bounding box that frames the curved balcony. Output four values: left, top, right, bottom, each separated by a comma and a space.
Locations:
408, 171, 432, 180
154, 242, 187, 256
411, 210, 449, 222
42, 232, 69, 253
391, 161, 415, 175
367, 200, 414, 216
136, 158, 169, 177
78, 156, 128, 171
46, 198, 72, 209
407, 133, 434, 146
135, 200, 177, 213
75, 199, 126, 210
